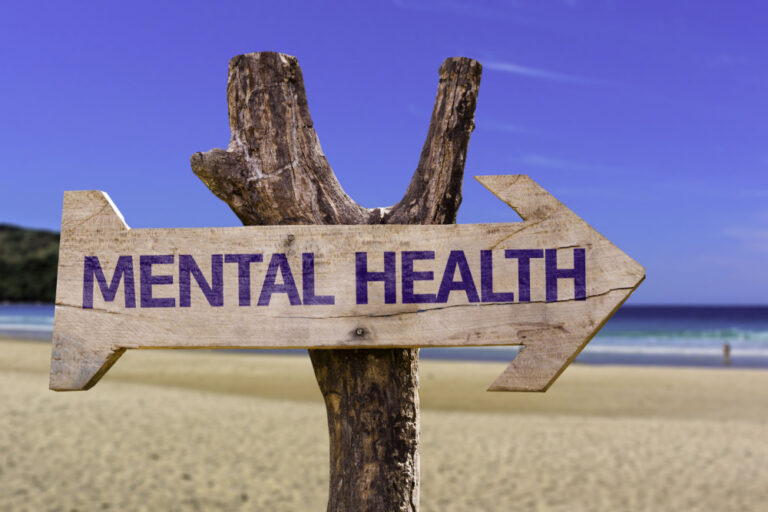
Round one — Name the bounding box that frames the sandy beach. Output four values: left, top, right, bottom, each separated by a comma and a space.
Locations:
2, 338, 767, 511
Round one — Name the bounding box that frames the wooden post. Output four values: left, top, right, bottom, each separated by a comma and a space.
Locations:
191, 52, 481, 511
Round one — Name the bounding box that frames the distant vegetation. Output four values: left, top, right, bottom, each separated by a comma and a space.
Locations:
0, 225, 59, 302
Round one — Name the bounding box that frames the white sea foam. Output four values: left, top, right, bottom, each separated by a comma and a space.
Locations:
583, 345, 768, 358
0, 323, 54, 332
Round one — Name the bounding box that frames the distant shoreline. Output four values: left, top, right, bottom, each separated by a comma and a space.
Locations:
8, 335, 766, 370
0, 301, 55, 306
4, 303, 767, 369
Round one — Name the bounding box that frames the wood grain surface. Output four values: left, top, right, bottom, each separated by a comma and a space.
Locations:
50, 174, 644, 392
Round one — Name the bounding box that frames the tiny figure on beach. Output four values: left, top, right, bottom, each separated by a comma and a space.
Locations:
723, 342, 731, 367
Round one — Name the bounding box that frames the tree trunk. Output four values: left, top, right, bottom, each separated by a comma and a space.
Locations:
191, 51, 481, 511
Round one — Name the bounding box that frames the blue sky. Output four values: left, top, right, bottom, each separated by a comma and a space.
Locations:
1, 1, 766, 304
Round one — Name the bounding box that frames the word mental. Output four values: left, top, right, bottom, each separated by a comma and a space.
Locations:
82, 249, 587, 309
51, 175, 644, 392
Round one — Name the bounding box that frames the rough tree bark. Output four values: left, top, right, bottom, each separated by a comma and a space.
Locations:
191, 52, 481, 511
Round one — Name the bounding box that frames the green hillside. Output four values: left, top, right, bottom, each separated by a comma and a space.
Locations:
0, 224, 59, 302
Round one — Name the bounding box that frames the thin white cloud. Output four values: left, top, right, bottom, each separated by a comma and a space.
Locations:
391, 0, 526, 21
707, 53, 750, 69
409, 104, 538, 135
477, 119, 538, 135
513, 154, 618, 174
726, 227, 768, 239
405, 104, 428, 117
484, 60, 602, 85
724, 226, 768, 253
739, 188, 768, 198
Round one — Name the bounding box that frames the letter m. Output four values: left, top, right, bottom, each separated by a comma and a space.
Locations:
83, 256, 136, 308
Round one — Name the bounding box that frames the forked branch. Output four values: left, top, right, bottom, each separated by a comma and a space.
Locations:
191, 52, 481, 227
191, 51, 481, 512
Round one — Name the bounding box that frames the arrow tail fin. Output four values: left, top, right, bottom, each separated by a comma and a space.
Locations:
49, 333, 125, 391
51, 191, 130, 391
487, 340, 584, 392
61, 190, 130, 237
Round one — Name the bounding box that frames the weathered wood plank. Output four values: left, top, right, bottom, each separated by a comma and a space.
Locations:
50, 175, 644, 391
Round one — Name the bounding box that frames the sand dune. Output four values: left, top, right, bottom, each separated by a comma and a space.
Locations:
2, 338, 767, 511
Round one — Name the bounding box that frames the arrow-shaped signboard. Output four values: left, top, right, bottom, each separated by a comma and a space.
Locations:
50, 175, 644, 392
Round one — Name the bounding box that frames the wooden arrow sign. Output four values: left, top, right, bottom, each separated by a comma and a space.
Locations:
50, 175, 644, 392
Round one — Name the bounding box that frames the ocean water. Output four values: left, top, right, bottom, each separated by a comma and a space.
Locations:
0, 304, 54, 340
2, 304, 767, 367
587, 305, 768, 356
422, 305, 768, 367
